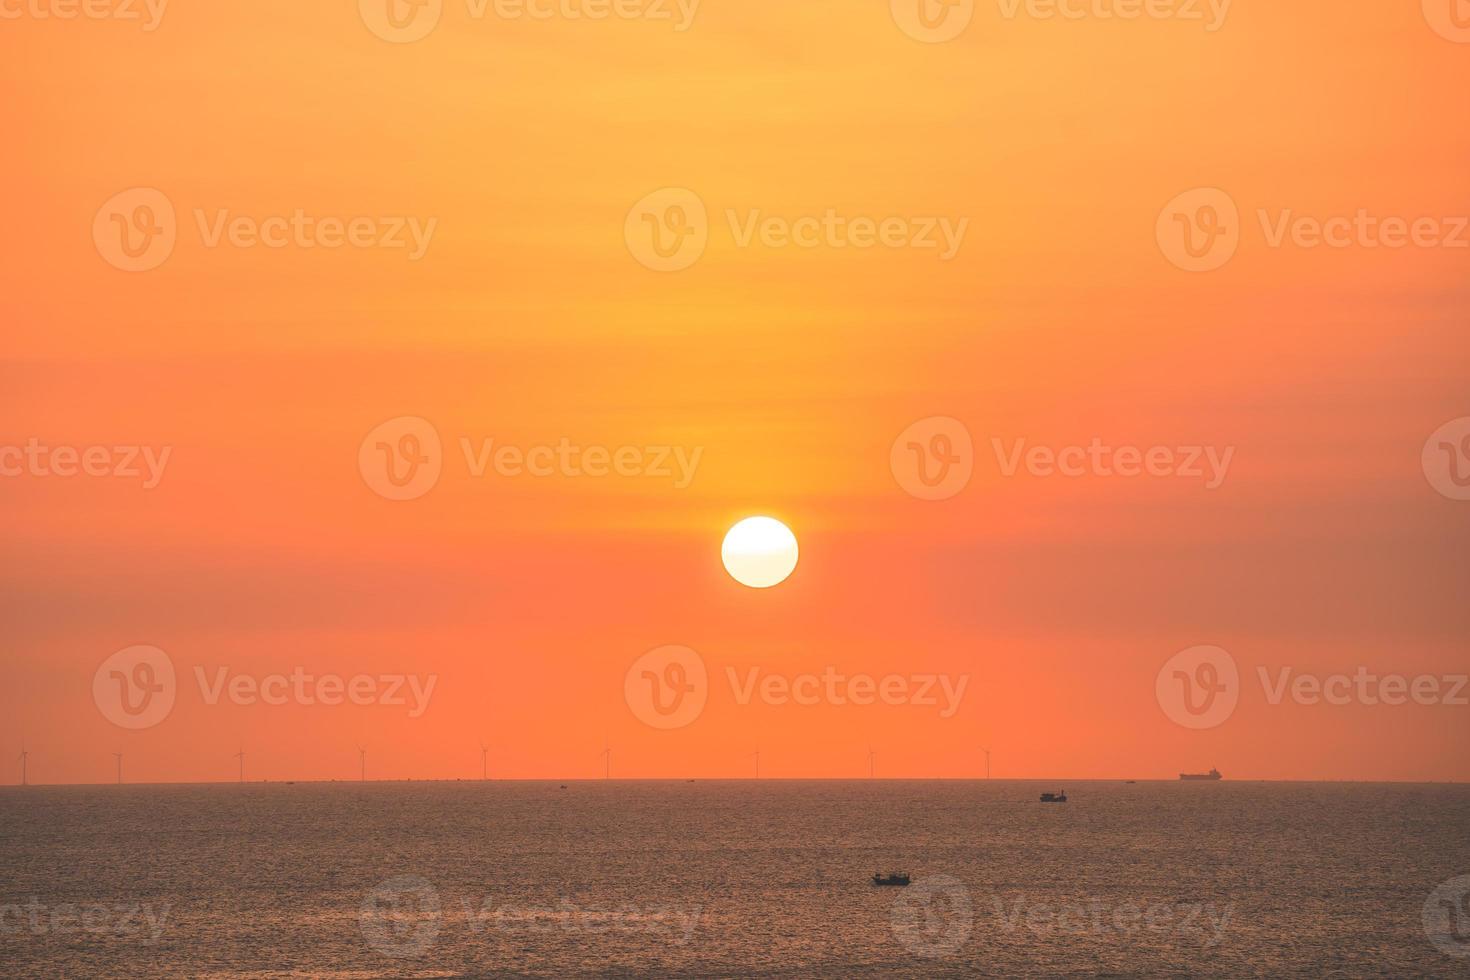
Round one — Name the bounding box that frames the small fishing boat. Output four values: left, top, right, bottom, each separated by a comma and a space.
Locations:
872, 872, 911, 887
1039, 791, 1068, 803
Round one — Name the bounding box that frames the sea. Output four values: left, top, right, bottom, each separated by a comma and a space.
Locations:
1, 780, 1467, 977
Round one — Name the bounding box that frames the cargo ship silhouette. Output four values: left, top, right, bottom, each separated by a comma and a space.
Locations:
1180, 768, 1223, 781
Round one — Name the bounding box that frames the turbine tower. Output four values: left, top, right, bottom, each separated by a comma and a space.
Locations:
234, 746, 244, 783
601, 741, 611, 780
480, 742, 488, 781
114, 752, 123, 785
19, 740, 28, 787
868, 746, 876, 779
983, 747, 991, 780
358, 746, 366, 782
752, 747, 760, 780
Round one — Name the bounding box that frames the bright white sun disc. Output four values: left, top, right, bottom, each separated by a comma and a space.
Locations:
721, 517, 798, 589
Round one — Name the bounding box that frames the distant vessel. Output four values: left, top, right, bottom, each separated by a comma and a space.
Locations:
872, 872, 911, 887
1040, 791, 1068, 803
1180, 768, 1223, 781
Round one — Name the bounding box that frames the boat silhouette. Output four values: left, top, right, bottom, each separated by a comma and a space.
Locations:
1040, 791, 1068, 803
872, 872, 911, 886
1179, 768, 1222, 781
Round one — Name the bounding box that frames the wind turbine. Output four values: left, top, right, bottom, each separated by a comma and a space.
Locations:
600, 741, 611, 780
114, 752, 123, 785
751, 747, 760, 780
234, 746, 245, 783
358, 746, 366, 782
983, 747, 991, 780
18, 739, 28, 787
480, 742, 488, 781
868, 746, 876, 779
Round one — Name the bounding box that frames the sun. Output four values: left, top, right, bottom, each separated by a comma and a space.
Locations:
721, 516, 799, 589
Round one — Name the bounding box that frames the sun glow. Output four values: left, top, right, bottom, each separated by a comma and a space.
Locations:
721, 517, 799, 589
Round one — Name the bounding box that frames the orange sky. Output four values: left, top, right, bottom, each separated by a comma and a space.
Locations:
2, 0, 1467, 784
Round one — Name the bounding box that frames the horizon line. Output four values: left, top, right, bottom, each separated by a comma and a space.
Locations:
3, 775, 1466, 788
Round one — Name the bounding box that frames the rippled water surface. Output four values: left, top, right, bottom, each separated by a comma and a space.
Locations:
2, 780, 1467, 977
